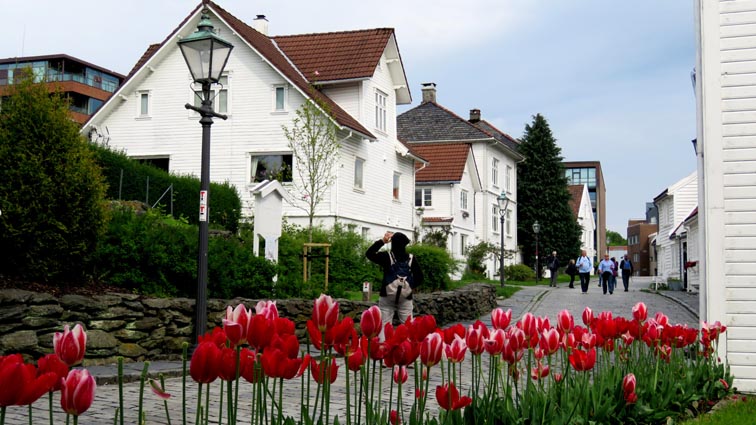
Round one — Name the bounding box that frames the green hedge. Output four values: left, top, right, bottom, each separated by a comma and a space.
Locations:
89, 144, 241, 232
407, 244, 458, 292
93, 205, 275, 298
506, 263, 535, 281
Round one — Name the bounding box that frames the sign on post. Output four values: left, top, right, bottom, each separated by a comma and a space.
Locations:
199, 190, 208, 222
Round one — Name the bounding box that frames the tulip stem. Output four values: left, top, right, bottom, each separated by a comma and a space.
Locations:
48, 391, 53, 425
138, 361, 150, 424
195, 383, 202, 425
182, 343, 188, 425
1, 406, 5, 425
344, 357, 351, 425
204, 382, 211, 424
160, 375, 172, 425
27, 404, 31, 425
73, 416, 78, 425
118, 357, 124, 425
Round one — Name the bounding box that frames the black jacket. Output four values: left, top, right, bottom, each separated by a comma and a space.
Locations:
366, 235, 424, 298
546, 255, 559, 271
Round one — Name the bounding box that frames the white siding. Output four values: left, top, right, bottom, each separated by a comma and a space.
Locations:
698, 0, 756, 392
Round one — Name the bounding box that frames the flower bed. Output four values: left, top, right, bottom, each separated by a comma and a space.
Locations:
0, 297, 732, 425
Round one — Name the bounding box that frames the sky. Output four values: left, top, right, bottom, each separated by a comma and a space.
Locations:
1, 0, 697, 234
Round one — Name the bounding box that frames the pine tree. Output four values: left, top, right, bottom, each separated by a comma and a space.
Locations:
516, 114, 582, 270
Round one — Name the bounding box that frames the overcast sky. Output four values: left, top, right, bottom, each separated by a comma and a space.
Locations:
2, 1, 697, 234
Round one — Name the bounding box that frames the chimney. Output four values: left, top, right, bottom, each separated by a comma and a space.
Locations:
252, 15, 269, 35
421, 82, 436, 104
469, 109, 481, 123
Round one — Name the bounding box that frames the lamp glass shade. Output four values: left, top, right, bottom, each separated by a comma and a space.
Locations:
178, 14, 233, 84
532, 221, 540, 233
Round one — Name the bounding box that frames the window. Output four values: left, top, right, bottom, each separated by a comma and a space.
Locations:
375, 89, 387, 132
362, 227, 370, 240
634, 253, 639, 262
138, 91, 150, 116
194, 75, 229, 113
415, 188, 432, 207
250, 154, 292, 183
393, 172, 400, 200
506, 165, 512, 192
506, 209, 512, 236
274, 85, 287, 111
460, 190, 468, 211
492, 205, 499, 232
354, 158, 365, 189
492, 158, 499, 186
460, 234, 468, 255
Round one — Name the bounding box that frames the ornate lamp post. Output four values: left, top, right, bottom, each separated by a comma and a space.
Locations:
497, 191, 510, 287
178, 10, 233, 340
533, 221, 541, 283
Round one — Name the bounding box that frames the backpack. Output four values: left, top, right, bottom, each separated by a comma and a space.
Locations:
385, 252, 414, 302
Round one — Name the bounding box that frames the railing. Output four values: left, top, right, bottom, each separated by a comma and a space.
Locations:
0, 73, 118, 93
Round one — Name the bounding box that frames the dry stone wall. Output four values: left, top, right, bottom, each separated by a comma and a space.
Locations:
0, 283, 496, 365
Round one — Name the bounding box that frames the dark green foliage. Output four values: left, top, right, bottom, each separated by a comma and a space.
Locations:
607, 229, 627, 246
407, 244, 458, 292
93, 206, 275, 298
0, 78, 107, 281
421, 227, 450, 248
276, 223, 382, 299
505, 264, 535, 281
464, 241, 497, 278
89, 144, 241, 233
516, 114, 582, 268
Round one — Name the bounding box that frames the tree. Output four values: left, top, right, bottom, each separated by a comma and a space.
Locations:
516, 114, 582, 268
282, 97, 340, 242
607, 230, 627, 246
0, 77, 107, 281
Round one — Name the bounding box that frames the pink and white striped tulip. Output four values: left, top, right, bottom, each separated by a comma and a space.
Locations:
53, 324, 87, 367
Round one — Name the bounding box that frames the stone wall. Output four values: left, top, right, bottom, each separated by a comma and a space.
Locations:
0, 283, 497, 365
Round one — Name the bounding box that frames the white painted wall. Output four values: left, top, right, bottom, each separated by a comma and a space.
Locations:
697, 0, 756, 392
577, 184, 596, 262
655, 172, 697, 280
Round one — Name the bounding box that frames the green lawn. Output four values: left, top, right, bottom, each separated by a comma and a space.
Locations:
680, 395, 756, 424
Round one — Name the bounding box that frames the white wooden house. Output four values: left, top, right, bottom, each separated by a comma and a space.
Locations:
652, 171, 697, 282
397, 84, 524, 278
695, 0, 756, 393
568, 184, 597, 264
82, 1, 423, 240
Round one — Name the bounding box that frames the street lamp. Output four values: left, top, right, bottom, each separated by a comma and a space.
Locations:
533, 221, 540, 283
497, 191, 510, 287
178, 10, 233, 340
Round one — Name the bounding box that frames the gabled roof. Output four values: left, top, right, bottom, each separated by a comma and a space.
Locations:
671, 206, 698, 239
398, 102, 492, 142
273, 29, 392, 82
567, 184, 585, 217
86, 1, 375, 139
471, 120, 520, 153
411, 143, 471, 183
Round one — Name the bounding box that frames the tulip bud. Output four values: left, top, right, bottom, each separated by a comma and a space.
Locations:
60, 369, 96, 416
632, 302, 648, 322
53, 324, 87, 367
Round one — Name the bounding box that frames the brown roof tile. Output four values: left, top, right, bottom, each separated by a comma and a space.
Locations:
126, 44, 161, 80
411, 143, 470, 183
273, 29, 393, 82
422, 217, 454, 224
567, 185, 584, 217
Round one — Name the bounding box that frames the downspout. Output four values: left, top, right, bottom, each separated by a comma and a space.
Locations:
694, 0, 707, 321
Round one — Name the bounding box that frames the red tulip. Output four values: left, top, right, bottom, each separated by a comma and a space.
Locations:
390, 409, 401, 425
37, 354, 69, 391
539, 328, 560, 355
517, 313, 537, 341
312, 294, 339, 332
625, 391, 638, 404
255, 300, 279, 320
466, 324, 487, 355
60, 369, 96, 416
0, 355, 58, 406
386, 340, 419, 367
262, 348, 302, 380
444, 335, 467, 363
654, 312, 669, 327
443, 324, 466, 345
247, 314, 274, 351
348, 350, 365, 372
274, 317, 296, 336
501, 338, 522, 365
622, 373, 636, 395
621, 331, 635, 347
329, 317, 357, 353
420, 332, 444, 367
582, 307, 594, 327
190, 341, 222, 383
53, 324, 87, 366
393, 365, 408, 384
198, 327, 227, 347
553, 372, 563, 383
435, 382, 472, 411
484, 329, 506, 356
310, 357, 338, 384
239, 348, 259, 383
360, 306, 382, 339
223, 303, 252, 346
218, 347, 238, 381
531, 363, 550, 380
407, 315, 437, 343
491, 308, 512, 330
632, 302, 647, 322
557, 309, 574, 333
568, 347, 596, 371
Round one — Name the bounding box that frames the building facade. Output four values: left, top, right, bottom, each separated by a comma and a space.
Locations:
567, 184, 596, 262
626, 219, 658, 276
563, 161, 607, 261
653, 171, 697, 282
0, 54, 124, 125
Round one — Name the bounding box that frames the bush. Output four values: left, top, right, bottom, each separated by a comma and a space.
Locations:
93, 205, 275, 298
464, 241, 497, 278
89, 144, 242, 232
408, 244, 458, 292
0, 78, 107, 281
506, 263, 535, 281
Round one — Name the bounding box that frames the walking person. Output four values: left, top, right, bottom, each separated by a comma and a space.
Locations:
598, 254, 615, 295
576, 250, 593, 294
366, 231, 424, 340
565, 259, 577, 289
610, 257, 619, 294
546, 251, 560, 287
620, 254, 634, 291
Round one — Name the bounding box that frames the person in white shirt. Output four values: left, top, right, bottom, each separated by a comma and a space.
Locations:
576, 249, 593, 294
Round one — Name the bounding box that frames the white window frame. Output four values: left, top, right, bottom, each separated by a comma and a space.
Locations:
415, 188, 432, 207
375, 89, 387, 133
460, 234, 468, 255
506, 209, 512, 237
506, 165, 512, 193
273, 84, 288, 112
492, 205, 499, 232
393, 172, 401, 200
354, 157, 365, 190
492, 158, 499, 187
460, 189, 469, 211
192, 74, 231, 115
249, 153, 293, 184
137, 90, 151, 118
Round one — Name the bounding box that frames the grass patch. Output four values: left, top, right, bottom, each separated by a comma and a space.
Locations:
680, 395, 756, 424
497, 285, 521, 298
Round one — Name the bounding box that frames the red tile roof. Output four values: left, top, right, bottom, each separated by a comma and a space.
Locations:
273, 29, 393, 82
567, 184, 584, 217
126, 44, 161, 80
422, 217, 454, 224
411, 143, 470, 183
